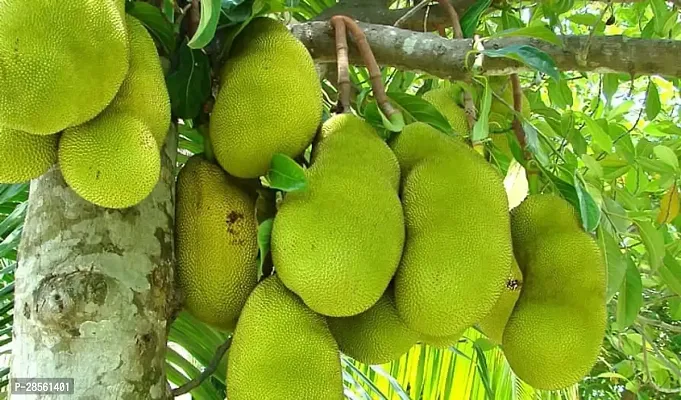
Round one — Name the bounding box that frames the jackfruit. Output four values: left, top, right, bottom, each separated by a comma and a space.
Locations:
210, 17, 322, 178
477, 258, 522, 344
423, 88, 470, 137
0, 0, 129, 134
390, 122, 512, 337
503, 194, 606, 390
0, 127, 58, 183
108, 16, 170, 147
175, 156, 258, 330
420, 331, 464, 348
58, 112, 159, 209
272, 114, 404, 317
227, 275, 343, 400
327, 287, 419, 365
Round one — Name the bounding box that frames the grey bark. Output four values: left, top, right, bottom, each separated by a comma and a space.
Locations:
10, 130, 177, 400
291, 21, 681, 79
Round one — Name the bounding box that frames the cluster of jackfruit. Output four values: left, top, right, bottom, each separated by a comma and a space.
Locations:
172, 18, 606, 397
0, 1, 170, 209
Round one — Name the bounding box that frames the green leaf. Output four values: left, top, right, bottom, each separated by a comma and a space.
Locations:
266, 154, 308, 192
187, 0, 221, 49
387, 93, 452, 135
582, 113, 613, 153
645, 81, 661, 121
616, 257, 643, 330
127, 1, 176, 54
472, 78, 491, 142
522, 122, 549, 166
490, 26, 562, 46
597, 226, 627, 301
653, 145, 679, 171
568, 13, 601, 26
670, 298, 681, 320
460, 0, 492, 38
482, 45, 559, 81
602, 74, 619, 104
257, 218, 273, 274
634, 220, 665, 270
659, 253, 681, 296
574, 172, 601, 232
165, 43, 212, 120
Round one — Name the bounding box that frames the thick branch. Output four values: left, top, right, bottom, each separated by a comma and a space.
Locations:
292, 22, 681, 79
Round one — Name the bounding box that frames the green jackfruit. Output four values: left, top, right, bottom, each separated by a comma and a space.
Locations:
327, 287, 419, 365
227, 275, 343, 400
59, 112, 159, 209
390, 122, 512, 337
423, 88, 470, 137
477, 258, 523, 344
420, 331, 464, 349
176, 156, 258, 330
272, 114, 404, 317
503, 194, 606, 390
108, 16, 170, 147
210, 17, 322, 178
0, 0, 129, 134
0, 127, 58, 183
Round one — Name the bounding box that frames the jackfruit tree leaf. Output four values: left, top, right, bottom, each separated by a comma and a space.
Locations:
670, 298, 681, 320
634, 220, 665, 271
460, 0, 493, 38
522, 122, 549, 166
127, 1, 176, 54
489, 25, 562, 46
162, 0, 175, 23
482, 45, 559, 82
187, 0, 222, 49
257, 218, 273, 274
0, 184, 28, 205
602, 74, 619, 105
616, 257, 643, 330
659, 253, 681, 297
653, 145, 679, 171
657, 185, 680, 225
385, 93, 451, 135
597, 226, 627, 302
645, 81, 661, 121
573, 171, 600, 232
266, 154, 308, 193
166, 43, 211, 120
472, 78, 491, 143
581, 113, 613, 153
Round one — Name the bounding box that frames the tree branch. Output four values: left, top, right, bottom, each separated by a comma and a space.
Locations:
291, 22, 681, 79
331, 16, 351, 113
171, 336, 233, 397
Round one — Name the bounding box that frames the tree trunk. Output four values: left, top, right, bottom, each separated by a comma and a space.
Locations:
10, 131, 177, 399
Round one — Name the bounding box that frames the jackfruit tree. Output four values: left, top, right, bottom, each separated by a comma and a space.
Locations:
2, 1, 681, 400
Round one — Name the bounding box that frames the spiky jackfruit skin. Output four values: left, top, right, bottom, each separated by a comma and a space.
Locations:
477, 258, 523, 344
420, 331, 464, 348
58, 112, 160, 209
210, 18, 322, 178
227, 276, 343, 400
176, 156, 258, 330
327, 288, 419, 365
272, 114, 404, 317
423, 88, 470, 137
0, 128, 58, 183
390, 122, 513, 337
503, 194, 606, 390
109, 16, 170, 147
0, 0, 128, 134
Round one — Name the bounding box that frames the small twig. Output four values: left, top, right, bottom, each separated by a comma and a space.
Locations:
171, 336, 233, 397
638, 316, 681, 334
578, 1, 612, 66
510, 74, 527, 152
340, 16, 399, 121
436, 0, 463, 38
640, 330, 681, 394
188, 0, 201, 39
330, 16, 351, 113
394, 0, 432, 28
